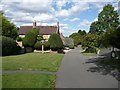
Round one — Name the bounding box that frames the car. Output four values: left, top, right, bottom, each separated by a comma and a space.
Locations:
64, 47, 70, 50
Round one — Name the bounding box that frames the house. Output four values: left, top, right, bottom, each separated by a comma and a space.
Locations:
18, 21, 60, 41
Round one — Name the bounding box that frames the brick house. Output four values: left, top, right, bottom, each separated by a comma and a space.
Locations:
18, 21, 64, 45
19, 21, 61, 40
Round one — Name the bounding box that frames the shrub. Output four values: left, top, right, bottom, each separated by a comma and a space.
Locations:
44, 41, 50, 50
34, 41, 50, 50
16, 36, 22, 41
34, 41, 42, 50
37, 35, 43, 41
84, 46, 97, 53
1, 36, 21, 56
49, 34, 63, 51
22, 28, 39, 47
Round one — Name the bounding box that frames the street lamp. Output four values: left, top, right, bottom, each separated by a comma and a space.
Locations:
41, 40, 45, 54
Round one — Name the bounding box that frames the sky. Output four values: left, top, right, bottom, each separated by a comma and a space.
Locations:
0, 0, 120, 37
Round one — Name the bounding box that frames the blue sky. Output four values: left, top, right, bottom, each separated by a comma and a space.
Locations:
0, 0, 119, 37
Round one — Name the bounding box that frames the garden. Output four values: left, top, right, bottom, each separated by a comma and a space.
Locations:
0, 12, 65, 88
2, 53, 64, 88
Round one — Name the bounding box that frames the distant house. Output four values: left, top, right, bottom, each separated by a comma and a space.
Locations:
18, 21, 61, 41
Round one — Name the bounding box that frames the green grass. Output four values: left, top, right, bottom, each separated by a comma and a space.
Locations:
2, 73, 55, 88
2, 53, 64, 72
99, 59, 120, 71
0, 74, 1, 89
81, 52, 97, 56
0, 57, 2, 70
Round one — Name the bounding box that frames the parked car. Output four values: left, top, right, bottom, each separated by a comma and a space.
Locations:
64, 47, 70, 50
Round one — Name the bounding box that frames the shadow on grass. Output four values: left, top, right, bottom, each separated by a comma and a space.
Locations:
85, 51, 120, 81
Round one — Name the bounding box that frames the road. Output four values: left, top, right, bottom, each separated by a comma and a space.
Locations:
56, 46, 119, 88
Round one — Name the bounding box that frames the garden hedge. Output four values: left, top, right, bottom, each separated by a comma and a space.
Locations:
1, 36, 21, 56
34, 41, 50, 50
48, 34, 63, 51
22, 28, 39, 47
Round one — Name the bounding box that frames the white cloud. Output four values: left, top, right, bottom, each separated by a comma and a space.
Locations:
1, 0, 53, 13
72, 0, 118, 2
70, 18, 80, 22
78, 19, 92, 27
63, 18, 69, 21
55, 9, 70, 17
69, 3, 89, 15
34, 13, 57, 23
93, 18, 98, 22
57, 0, 68, 10
55, 2, 90, 17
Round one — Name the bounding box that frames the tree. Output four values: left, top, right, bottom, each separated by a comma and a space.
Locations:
78, 30, 86, 35
69, 30, 86, 46
98, 4, 119, 49
64, 37, 74, 49
82, 33, 100, 48
48, 34, 63, 51
69, 33, 81, 45
98, 4, 119, 32
89, 21, 103, 34
22, 28, 39, 47
0, 13, 18, 39
104, 26, 120, 49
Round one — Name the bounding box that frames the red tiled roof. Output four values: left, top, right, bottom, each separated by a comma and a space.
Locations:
18, 26, 58, 35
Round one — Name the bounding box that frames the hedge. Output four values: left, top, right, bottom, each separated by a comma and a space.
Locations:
34, 41, 50, 50
44, 41, 50, 50
84, 46, 97, 53
48, 34, 63, 51
1, 36, 21, 56
22, 28, 39, 47
34, 41, 42, 50
16, 36, 22, 41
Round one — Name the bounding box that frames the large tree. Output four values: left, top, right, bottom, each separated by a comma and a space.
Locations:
69, 30, 86, 46
98, 4, 119, 32
0, 12, 18, 39
98, 4, 119, 49
89, 21, 103, 34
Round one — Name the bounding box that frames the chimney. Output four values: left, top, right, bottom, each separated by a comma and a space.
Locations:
33, 20, 37, 28
57, 22, 60, 34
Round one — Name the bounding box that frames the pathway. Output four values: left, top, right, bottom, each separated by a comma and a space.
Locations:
56, 46, 119, 88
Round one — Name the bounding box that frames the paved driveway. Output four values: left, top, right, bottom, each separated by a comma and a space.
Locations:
56, 46, 119, 88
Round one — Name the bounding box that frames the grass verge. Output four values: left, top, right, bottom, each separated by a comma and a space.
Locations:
2, 53, 64, 72
2, 73, 55, 88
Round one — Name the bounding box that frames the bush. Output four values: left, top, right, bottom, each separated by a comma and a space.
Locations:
34, 41, 42, 50
37, 35, 43, 41
34, 41, 50, 50
44, 41, 50, 50
16, 36, 22, 41
84, 46, 97, 53
49, 34, 63, 51
22, 28, 39, 47
1, 36, 21, 56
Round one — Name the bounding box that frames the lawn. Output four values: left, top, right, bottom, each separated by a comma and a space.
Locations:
2, 52, 64, 88
2, 73, 55, 88
2, 53, 64, 72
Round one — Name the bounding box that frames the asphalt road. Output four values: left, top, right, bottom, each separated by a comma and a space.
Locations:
56, 46, 119, 88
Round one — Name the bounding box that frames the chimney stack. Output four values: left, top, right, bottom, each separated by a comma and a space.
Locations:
33, 20, 36, 28
57, 22, 60, 34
